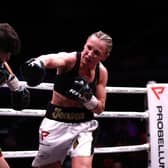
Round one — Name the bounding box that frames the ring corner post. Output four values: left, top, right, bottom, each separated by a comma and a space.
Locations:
147, 83, 168, 168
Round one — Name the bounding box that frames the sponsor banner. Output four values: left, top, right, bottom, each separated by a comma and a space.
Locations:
147, 84, 168, 168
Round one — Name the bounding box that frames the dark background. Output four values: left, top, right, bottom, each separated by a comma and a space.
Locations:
1, 3, 168, 87
0, 2, 168, 168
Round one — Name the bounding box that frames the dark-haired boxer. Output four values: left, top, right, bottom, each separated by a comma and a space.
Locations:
0, 23, 30, 168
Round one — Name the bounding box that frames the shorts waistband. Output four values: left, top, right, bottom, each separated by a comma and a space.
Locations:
45, 103, 94, 123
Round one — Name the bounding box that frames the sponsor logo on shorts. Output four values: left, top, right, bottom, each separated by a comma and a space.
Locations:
51, 107, 85, 121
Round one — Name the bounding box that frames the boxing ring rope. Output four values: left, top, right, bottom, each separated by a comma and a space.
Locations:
0, 108, 148, 118
3, 143, 150, 158
1, 81, 151, 167
2, 81, 147, 93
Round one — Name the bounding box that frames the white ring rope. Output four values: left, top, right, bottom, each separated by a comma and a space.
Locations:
1, 81, 147, 93
0, 82, 148, 158
106, 86, 147, 94
3, 143, 149, 158
94, 111, 148, 119
0, 108, 148, 118
0, 109, 46, 117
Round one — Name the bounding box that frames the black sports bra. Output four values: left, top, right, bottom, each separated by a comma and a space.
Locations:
54, 52, 99, 98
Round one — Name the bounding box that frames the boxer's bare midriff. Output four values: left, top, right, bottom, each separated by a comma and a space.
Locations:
51, 91, 82, 108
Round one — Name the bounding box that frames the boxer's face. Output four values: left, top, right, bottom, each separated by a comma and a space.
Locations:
81, 35, 108, 66
0, 51, 11, 62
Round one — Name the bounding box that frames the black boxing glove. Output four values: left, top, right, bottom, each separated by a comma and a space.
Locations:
6, 75, 30, 110
67, 77, 92, 102
20, 58, 46, 86
67, 77, 98, 110
10, 86, 30, 110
